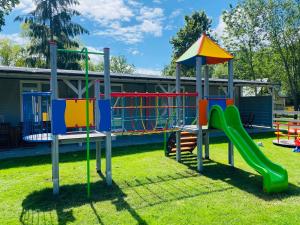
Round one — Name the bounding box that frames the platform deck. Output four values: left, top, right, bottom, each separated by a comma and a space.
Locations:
24, 131, 115, 144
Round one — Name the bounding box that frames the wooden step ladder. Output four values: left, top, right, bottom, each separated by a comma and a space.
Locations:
166, 131, 197, 155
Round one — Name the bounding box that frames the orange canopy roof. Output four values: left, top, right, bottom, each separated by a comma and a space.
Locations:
176, 33, 234, 66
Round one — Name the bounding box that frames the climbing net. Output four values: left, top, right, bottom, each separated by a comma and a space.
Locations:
109, 92, 197, 135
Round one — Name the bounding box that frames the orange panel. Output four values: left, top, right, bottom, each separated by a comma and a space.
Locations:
199, 99, 208, 126
226, 98, 234, 106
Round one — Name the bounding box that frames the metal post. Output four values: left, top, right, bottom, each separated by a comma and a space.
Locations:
78, 80, 83, 147
204, 65, 210, 159
95, 80, 101, 172
104, 48, 112, 186
175, 63, 181, 162
271, 87, 274, 128
50, 42, 59, 195
196, 57, 203, 172
228, 59, 234, 167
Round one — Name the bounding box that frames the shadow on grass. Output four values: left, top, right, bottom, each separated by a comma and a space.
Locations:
19, 176, 146, 225
19, 170, 232, 225
170, 152, 300, 201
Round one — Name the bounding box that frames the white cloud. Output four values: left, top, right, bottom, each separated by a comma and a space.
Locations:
0, 33, 29, 45
94, 5, 164, 44
169, 9, 182, 19
16, 0, 35, 13
128, 48, 142, 56
213, 15, 226, 41
153, 0, 162, 4
86, 46, 104, 64
76, 0, 133, 26
15, 0, 165, 44
135, 67, 162, 76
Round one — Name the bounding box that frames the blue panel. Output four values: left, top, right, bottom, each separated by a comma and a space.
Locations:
209, 99, 227, 111
52, 100, 67, 135
98, 99, 111, 132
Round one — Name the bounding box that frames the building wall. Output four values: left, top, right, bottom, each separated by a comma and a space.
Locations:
0, 77, 271, 131
0, 79, 20, 126
239, 96, 273, 127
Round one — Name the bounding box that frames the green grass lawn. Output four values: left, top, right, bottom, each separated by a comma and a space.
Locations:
0, 133, 300, 225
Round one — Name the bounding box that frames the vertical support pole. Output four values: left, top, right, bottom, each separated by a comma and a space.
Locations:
104, 48, 112, 186
196, 57, 203, 172
175, 63, 181, 162
84, 48, 91, 198
50, 41, 59, 195
271, 86, 274, 128
78, 80, 83, 147
228, 59, 234, 167
95, 80, 101, 173
204, 65, 210, 159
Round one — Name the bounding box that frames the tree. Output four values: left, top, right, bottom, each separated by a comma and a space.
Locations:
110, 56, 135, 74
163, 11, 213, 76
222, 1, 266, 80
16, 0, 88, 69
261, 0, 300, 110
0, 38, 26, 66
81, 55, 135, 74
223, 0, 300, 110
0, 0, 19, 31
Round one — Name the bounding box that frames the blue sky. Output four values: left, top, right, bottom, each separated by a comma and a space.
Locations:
1, 0, 237, 74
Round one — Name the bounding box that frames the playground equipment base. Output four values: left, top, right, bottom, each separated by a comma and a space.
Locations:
24, 131, 116, 144
272, 139, 295, 148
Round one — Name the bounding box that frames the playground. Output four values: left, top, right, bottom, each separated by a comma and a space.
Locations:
0, 133, 299, 225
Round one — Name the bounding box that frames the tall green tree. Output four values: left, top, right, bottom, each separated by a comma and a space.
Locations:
261, 0, 300, 110
0, 38, 26, 66
163, 11, 213, 76
223, 0, 300, 110
0, 0, 19, 31
222, 1, 266, 80
16, 0, 88, 69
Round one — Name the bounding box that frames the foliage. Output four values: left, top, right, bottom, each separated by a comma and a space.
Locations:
211, 63, 228, 79
81, 55, 135, 74
0, 38, 26, 66
15, 0, 88, 69
163, 11, 213, 76
222, 1, 265, 80
0, 0, 19, 31
110, 56, 135, 74
222, 0, 300, 109
261, 0, 300, 110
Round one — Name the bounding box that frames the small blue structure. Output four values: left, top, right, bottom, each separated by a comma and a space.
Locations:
22, 92, 52, 142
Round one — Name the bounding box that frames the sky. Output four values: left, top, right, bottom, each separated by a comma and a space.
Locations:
0, 0, 238, 75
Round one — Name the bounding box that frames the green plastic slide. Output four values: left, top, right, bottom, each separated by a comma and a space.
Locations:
209, 105, 288, 193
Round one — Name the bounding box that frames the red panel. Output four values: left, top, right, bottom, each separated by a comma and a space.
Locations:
100, 92, 198, 98
199, 99, 208, 126
226, 98, 234, 106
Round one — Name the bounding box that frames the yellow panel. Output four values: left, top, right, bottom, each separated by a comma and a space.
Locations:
65, 99, 95, 128
42, 112, 49, 122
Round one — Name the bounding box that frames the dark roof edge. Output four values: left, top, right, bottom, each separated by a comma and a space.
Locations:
0, 66, 279, 86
